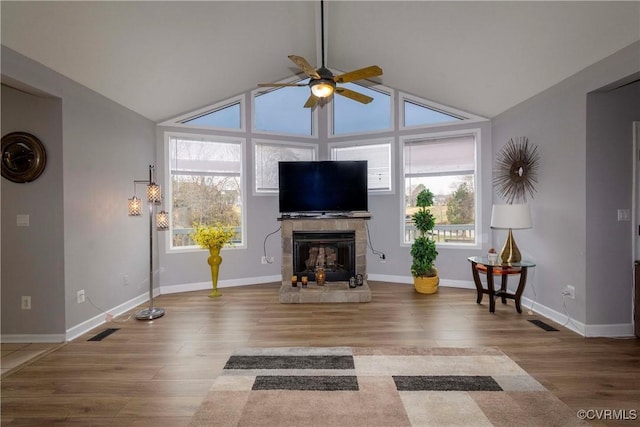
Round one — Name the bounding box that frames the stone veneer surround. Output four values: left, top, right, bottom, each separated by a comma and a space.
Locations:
279, 217, 371, 303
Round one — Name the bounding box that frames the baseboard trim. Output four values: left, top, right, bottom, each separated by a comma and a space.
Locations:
583, 322, 635, 338
519, 296, 586, 336
61, 276, 635, 342
160, 275, 282, 295
367, 274, 475, 290
0, 334, 66, 344
65, 291, 152, 342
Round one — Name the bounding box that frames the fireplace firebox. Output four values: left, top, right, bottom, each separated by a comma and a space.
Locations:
292, 231, 355, 282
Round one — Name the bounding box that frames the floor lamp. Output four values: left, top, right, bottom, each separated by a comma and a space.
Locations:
128, 165, 169, 320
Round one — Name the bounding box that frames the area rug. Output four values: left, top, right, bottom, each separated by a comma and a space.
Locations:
190, 347, 585, 427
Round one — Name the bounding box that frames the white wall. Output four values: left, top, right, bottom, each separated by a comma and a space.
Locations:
586, 80, 640, 326
492, 41, 640, 333
1, 46, 156, 340
1, 85, 65, 337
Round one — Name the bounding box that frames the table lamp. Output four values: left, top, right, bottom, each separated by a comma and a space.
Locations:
490, 204, 532, 263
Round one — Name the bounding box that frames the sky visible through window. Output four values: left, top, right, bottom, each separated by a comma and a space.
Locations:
255, 81, 312, 135
333, 83, 391, 134
183, 103, 241, 128
404, 101, 461, 127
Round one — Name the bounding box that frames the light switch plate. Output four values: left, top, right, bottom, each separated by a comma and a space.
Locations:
617, 209, 630, 222
17, 214, 30, 227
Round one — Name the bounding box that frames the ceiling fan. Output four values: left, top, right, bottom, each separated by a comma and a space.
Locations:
257, 1, 383, 108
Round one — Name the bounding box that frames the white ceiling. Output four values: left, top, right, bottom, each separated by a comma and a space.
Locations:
2, 1, 638, 122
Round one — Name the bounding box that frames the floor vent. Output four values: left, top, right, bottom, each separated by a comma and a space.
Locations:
528, 320, 559, 331
88, 328, 120, 341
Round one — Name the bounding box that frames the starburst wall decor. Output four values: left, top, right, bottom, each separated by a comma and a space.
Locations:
493, 137, 540, 204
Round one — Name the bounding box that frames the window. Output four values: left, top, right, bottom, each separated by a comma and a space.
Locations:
403, 100, 462, 127
254, 83, 314, 136
168, 134, 244, 249
332, 83, 392, 135
403, 131, 478, 245
160, 96, 244, 131
254, 141, 316, 193
329, 140, 393, 192
182, 102, 241, 128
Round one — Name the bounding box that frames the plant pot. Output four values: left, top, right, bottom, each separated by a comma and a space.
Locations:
414, 270, 439, 294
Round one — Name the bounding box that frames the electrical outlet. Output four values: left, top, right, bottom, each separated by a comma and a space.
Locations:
21, 296, 31, 310
77, 289, 85, 304
123, 275, 129, 286
562, 285, 575, 299
261, 256, 275, 264
261, 256, 268, 264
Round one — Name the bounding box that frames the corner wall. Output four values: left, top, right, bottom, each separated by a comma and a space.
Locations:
1, 46, 156, 340
1, 85, 65, 338
492, 41, 640, 333
586, 80, 640, 327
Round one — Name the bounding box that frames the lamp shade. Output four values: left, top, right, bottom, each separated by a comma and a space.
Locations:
128, 196, 142, 216
156, 210, 169, 231
490, 204, 532, 230
310, 80, 335, 98
147, 182, 162, 204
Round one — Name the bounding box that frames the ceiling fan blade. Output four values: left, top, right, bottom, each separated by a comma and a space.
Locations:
258, 83, 308, 87
335, 87, 374, 104
288, 55, 321, 79
303, 94, 319, 108
334, 65, 383, 84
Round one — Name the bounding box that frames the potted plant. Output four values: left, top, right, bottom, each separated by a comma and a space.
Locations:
410, 189, 439, 294
190, 222, 235, 298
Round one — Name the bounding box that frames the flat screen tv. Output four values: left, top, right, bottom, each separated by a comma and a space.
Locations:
278, 161, 368, 214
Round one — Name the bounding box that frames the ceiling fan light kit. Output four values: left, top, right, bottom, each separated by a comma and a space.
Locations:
310, 80, 335, 98
258, 1, 383, 108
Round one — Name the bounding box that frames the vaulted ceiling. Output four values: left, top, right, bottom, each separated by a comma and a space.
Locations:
1, 1, 638, 122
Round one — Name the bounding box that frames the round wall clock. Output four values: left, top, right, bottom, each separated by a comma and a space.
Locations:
1, 132, 47, 183
493, 137, 539, 204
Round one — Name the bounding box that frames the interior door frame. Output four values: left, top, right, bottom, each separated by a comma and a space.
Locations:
633, 121, 640, 337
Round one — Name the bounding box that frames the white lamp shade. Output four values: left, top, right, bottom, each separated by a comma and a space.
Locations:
490, 204, 532, 229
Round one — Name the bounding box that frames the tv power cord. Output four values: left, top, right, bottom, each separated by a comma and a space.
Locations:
263, 225, 282, 264
365, 222, 386, 261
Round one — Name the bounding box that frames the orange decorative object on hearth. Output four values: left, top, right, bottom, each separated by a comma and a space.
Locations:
316, 267, 326, 286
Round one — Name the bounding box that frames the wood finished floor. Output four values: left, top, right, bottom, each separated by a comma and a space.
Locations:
2, 282, 639, 426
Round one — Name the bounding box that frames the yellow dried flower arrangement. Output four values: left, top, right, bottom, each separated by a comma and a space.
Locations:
190, 222, 235, 249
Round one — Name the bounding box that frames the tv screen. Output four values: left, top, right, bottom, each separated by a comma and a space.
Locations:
278, 161, 368, 214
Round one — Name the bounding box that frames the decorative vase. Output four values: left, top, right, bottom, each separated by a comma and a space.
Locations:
414, 268, 439, 294
207, 246, 223, 298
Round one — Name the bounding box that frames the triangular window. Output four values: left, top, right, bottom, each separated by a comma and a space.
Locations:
182, 103, 241, 128
159, 95, 244, 131
403, 100, 462, 127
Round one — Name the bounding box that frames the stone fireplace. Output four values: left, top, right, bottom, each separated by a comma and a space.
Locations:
279, 216, 371, 303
